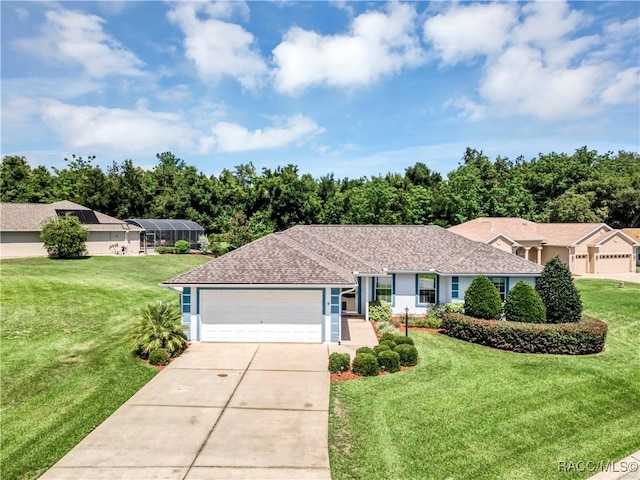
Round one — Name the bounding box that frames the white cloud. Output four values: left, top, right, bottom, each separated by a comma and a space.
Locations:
14, 8, 144, 78
39, 100, 197, 153
15, 7, 29, 20
512, 1, 588, 49
601, 67, 640, 105
167, 2, 267, 89
273, 2, 424, 94
423, 3, 517, 64
210, 115, 324, 152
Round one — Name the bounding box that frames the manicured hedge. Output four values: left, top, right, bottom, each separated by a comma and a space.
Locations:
328, 352, 351, 374
442, 313, 607, 355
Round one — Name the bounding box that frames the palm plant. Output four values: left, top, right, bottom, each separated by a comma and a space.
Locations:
129, 301, 187, 358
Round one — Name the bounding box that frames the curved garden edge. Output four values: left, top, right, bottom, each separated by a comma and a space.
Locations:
441, 313, 608, 355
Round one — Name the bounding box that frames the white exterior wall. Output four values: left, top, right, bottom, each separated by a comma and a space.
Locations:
391, 274, 428, 315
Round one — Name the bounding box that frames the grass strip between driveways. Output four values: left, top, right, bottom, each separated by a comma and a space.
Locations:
0, 255, 210, 480
329, 280, 640, 480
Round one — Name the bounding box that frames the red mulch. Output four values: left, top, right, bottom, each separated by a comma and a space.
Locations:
330, 365, 413, 383
140, 343, 191, 371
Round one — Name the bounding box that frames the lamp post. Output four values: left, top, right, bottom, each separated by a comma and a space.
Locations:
405, 306, 409, 337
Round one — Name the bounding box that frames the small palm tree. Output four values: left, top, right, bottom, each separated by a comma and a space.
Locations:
129, 301, 187, 358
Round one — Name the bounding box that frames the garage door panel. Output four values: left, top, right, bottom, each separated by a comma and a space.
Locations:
199, 289, 323, 343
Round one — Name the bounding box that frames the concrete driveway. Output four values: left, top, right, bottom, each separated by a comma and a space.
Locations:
40, 343, 331, 480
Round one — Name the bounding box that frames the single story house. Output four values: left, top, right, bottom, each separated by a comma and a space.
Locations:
621, 228, 640, 267
0, 200, 142, 258
163, 225, 543, 344
449, 218, 639, 275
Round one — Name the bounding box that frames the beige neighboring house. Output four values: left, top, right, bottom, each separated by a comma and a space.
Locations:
622, 228, 640, 266
0, 200, 143, 258
449, 217, 639, 275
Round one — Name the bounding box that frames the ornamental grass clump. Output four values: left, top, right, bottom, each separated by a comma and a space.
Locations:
129, 301, 187, 359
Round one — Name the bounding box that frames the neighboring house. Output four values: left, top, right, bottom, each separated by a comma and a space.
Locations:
449, 218, 639, 275
622, 228, 640, 266
163, 225, 542, 344
0, 200, 143, 258
125, 219, 204, 253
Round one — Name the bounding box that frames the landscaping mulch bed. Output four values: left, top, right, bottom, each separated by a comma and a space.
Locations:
331, 365, 413, 383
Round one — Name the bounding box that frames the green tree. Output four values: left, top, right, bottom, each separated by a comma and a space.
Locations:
226, 210, 254, 248
504, 281, 546, 323
40, 215, 88, 258
464, 275, 503, 320
0, 155, 32, 202
544, 191, 601, 223
129, 302, 187, 358
535, 257, 582, 323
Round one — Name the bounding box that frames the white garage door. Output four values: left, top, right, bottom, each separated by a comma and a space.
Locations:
200, 289, 323, 343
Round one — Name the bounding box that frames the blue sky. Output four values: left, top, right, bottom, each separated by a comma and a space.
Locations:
2, 1, 639, 178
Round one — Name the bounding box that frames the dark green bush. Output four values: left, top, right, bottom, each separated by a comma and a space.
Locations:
373, 344, 391, 356
464, 275, 503, 320
148, 348, 170, 366
356, 346, 376, 357
174, 240, 191, 254
536, 257, 583, 323
328, 353, 351, 374
393, 335, 415, 346
394, 344, 419, 366
377, 350, 400, 373
369, 300, 392, 323
379, 332, 397, 343
352, 353, 379, 376
40, 214, 88, 258
442, 313, 607, 355
379, 340, 397, 350
129, 302, 187, 358
504, 281, 546, 323
156, 246, 176, 254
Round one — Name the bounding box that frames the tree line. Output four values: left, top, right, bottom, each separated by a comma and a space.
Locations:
1, 147, 639, 247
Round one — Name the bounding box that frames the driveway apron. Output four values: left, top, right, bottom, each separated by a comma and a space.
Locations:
39, 343, 331, 480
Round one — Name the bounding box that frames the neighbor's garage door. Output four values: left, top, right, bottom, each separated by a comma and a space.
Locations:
598, 254, 630, 274
200, 289, 323, 343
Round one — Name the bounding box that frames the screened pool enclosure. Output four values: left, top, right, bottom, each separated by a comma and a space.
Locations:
125, 219, 204, 253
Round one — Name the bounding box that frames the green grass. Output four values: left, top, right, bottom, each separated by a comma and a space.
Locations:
329, 280, 640, 480
0, 255, 210, 480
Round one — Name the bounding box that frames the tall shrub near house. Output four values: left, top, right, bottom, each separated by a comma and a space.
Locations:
504, 281, 546, 323
464, 275, 502, 320
40, 215, 88, 258
535, 257, 582, 323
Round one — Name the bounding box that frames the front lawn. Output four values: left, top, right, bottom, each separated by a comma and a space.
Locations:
0, 255, 210, 480
329, 280, 640, 480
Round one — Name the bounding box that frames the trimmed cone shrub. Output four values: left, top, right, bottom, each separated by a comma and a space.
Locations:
174, 239, 191, 254
394, 344, 419, 366
393, 335, 415, 346
464, 275, 503, 320
148, 348, 170, 366
378, 350, 400, 373
536, 257, 582, 323
328, 353, 351, 374
504, 281, 546, 323
373, 344, 391, 356
356, 346, 376, 357
352, 353, 379, 376
379, 340, 397, 350
379, 333, 397, 343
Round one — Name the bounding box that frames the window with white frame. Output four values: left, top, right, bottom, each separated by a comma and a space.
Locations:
375, 276, 392, 303
489, 276, 507, 301
418, 274, 436, 304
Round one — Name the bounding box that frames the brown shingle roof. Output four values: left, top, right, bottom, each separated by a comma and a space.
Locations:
164, 224, 542, 286
0, 201, 142, 231
448, 217, 608, 246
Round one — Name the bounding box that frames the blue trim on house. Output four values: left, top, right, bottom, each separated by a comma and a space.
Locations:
436, 275, 440, 304
414, 274, 419, 307
330, 287, 340, 342
391, 274, 396, 307
452, 276, 459, 299
357, 277, 362, 314
506, 277, 510, 294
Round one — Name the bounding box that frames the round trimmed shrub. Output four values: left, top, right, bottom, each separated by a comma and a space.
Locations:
328, 352, 350, 374
174, 240, 191, 254
148, 348, 170, 366
377, 350, 400, 373
464, 275, 503, 320
352, 353, 379, 376
393, 335, 415, 346
535, 257, 582, 323
373, 344, 391, 356
379, 340, 397, 350
504, 281, 546, 323
394, 344, 419, 366
356, 346, 376, 357
379, 333, 397, 343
